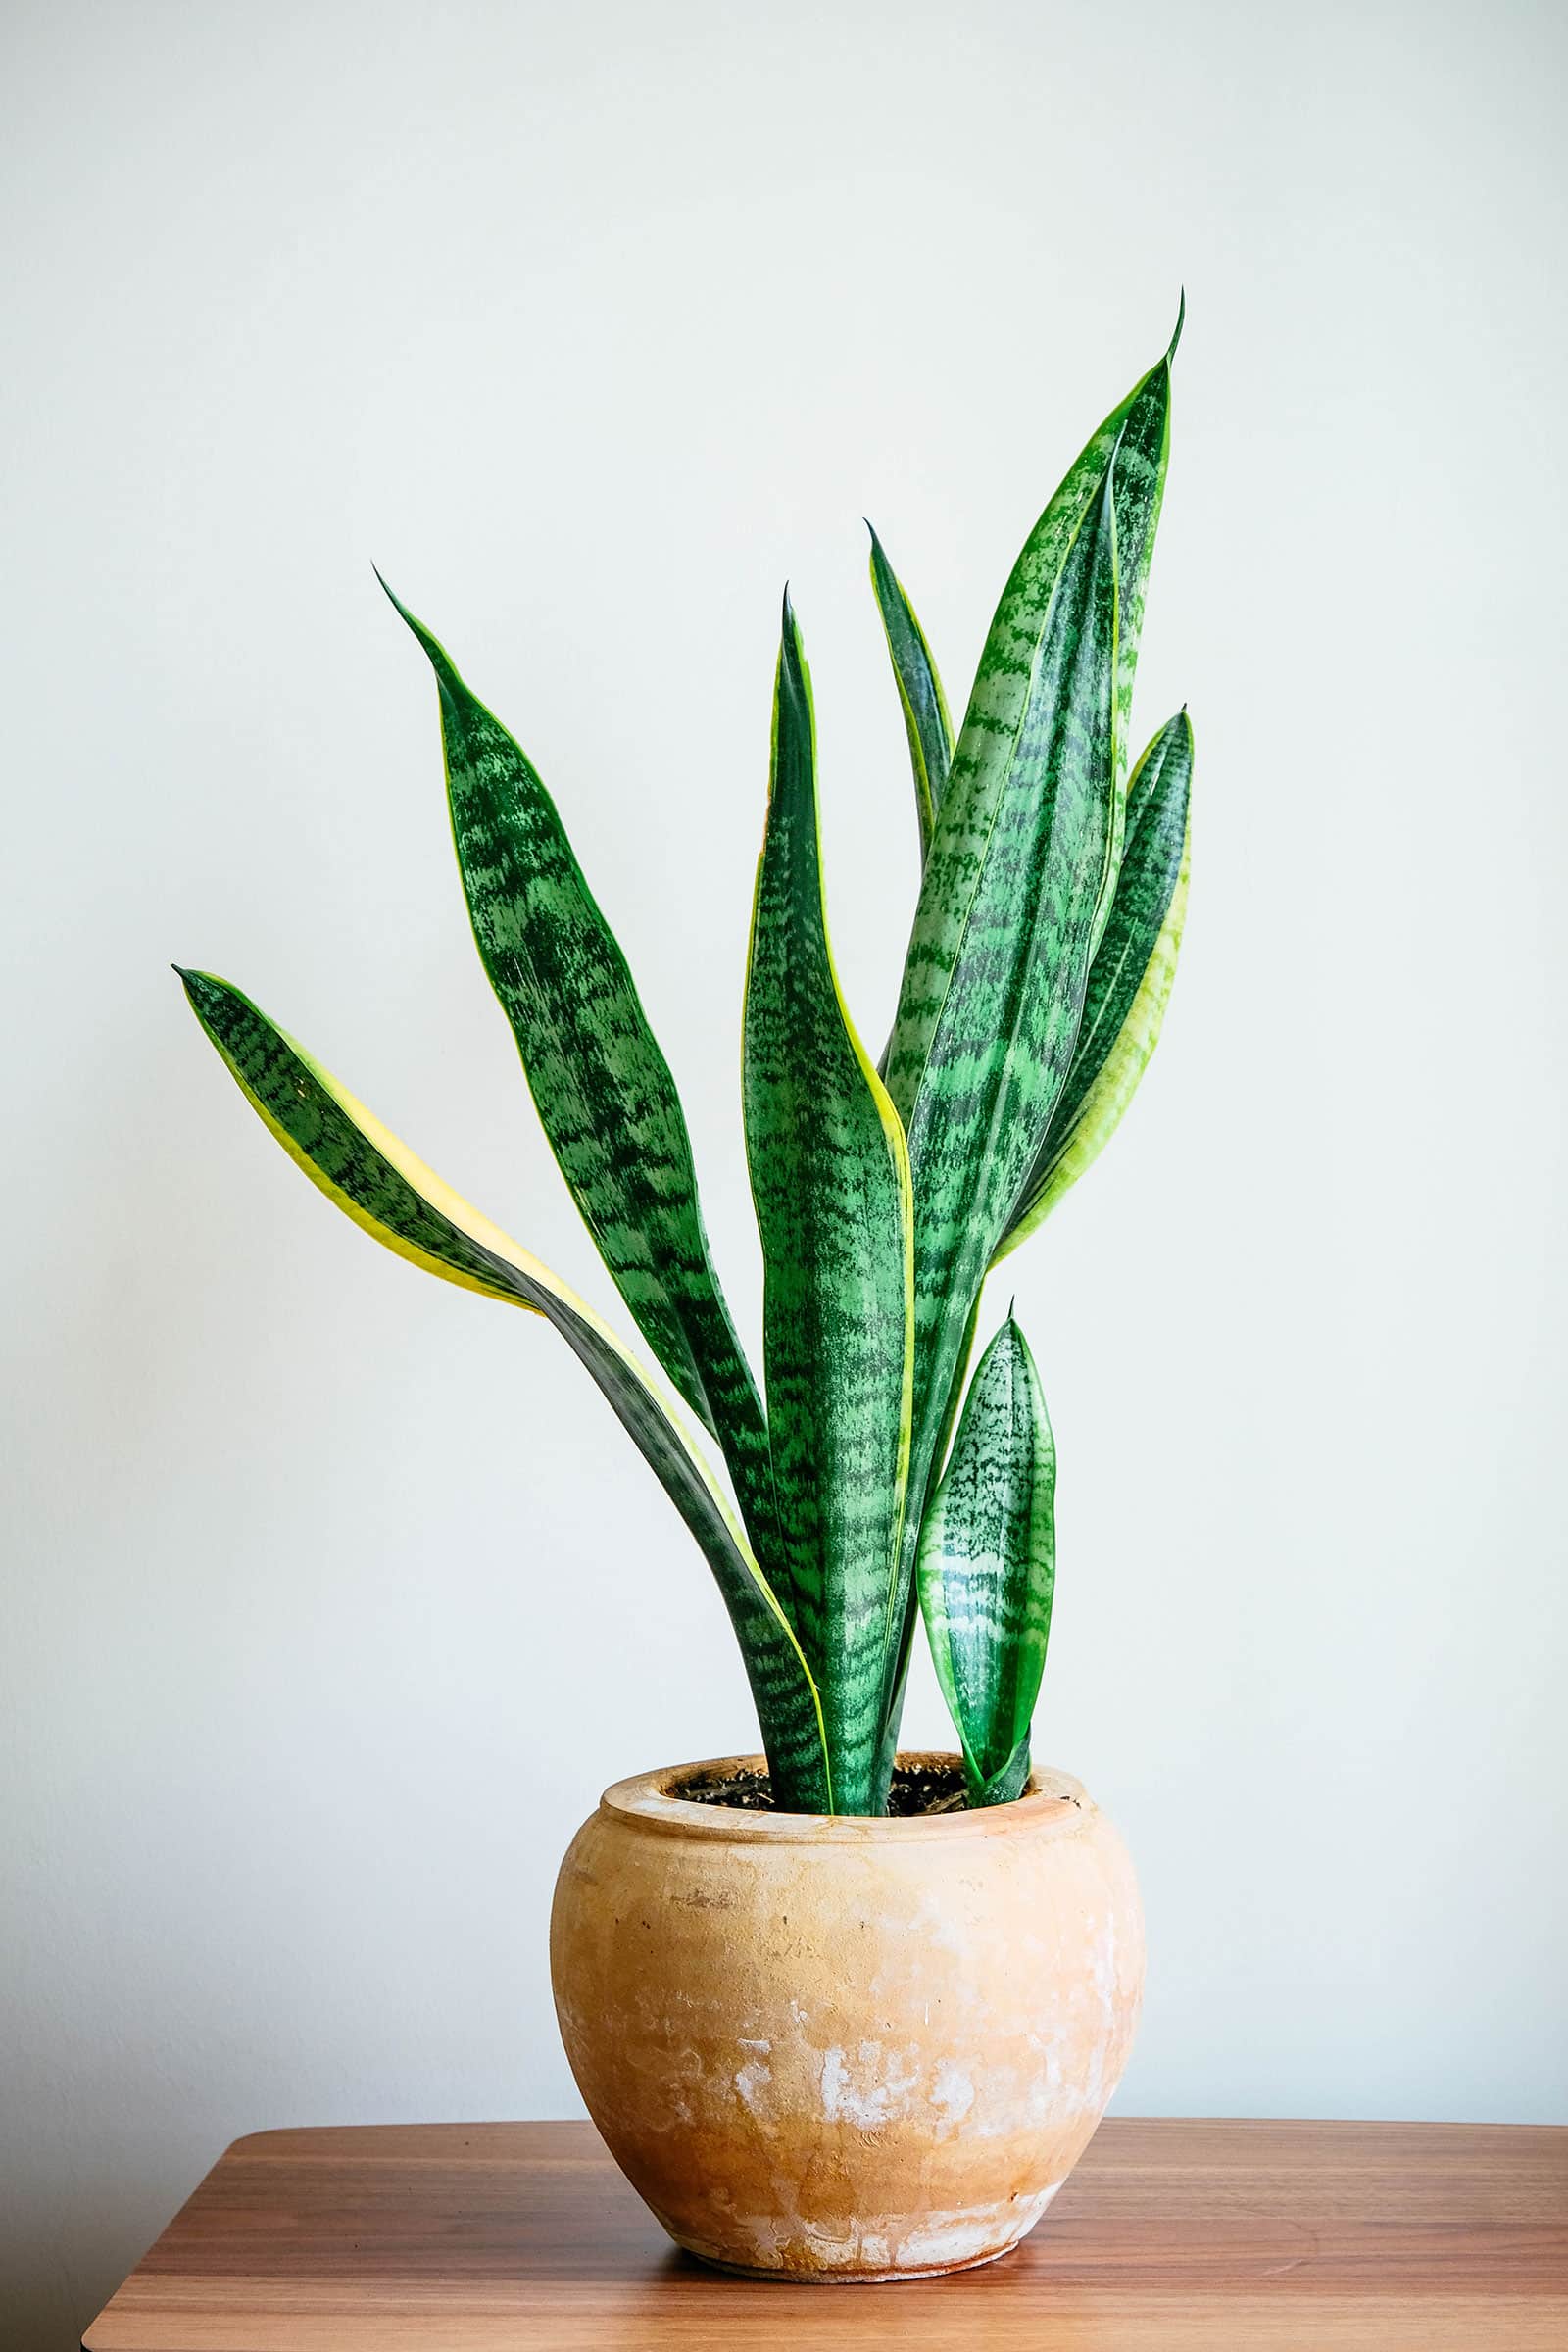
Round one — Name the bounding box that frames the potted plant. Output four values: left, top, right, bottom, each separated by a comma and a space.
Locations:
177, 307, 1191, 2280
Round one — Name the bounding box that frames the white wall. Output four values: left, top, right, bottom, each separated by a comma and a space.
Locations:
3, 0, 1564, 2341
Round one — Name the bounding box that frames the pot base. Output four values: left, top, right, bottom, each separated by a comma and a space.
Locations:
664, 2180, 1064, 2282
683, 2242, 1011, 2284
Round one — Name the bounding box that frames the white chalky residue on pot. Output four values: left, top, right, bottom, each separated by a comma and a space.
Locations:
894, 2182, 1063, 2273
805, 2222, 893, 2272
906, 1889, 967, 1956
929, 2060, 975, 2121
1009, 2029, 1094, 2130
819, 2039, 921, 2128
734, 2058, 773, 2118
1081, 2037, 1107, 2119
1099, 1910, 1120, 2025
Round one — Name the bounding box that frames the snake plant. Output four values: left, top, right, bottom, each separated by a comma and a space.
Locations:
178, 309, 1192, 1817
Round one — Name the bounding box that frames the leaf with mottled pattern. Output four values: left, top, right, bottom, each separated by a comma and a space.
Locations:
175, 967, 831, 1810
867, 523, 955, 859
890, 456, 1115, 1695
917, 1315, 1055, 1806
882, 314, 1178, 1133
869, 1278, 983, 1801
741, 596, 913, 1814
873, 318, 1179, 1778
380, 582, 777, 1570
997, 709, 1192, 1258
1093, 296, 1181, 950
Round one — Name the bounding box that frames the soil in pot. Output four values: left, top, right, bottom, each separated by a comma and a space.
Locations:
669, 1758, 976, 1815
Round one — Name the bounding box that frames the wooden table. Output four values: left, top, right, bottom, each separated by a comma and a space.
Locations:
82, 2117, 1567, 2349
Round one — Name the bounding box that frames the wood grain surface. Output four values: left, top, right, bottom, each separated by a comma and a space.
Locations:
81, 2116, 1568, 2350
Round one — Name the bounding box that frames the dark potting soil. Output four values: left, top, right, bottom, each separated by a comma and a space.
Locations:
669, 1760, 972, 1817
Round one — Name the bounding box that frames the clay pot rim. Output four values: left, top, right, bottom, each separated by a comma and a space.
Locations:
600, 1750, 1091, 1844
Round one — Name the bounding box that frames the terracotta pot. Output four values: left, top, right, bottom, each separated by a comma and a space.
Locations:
549, 1751, 1144, 2281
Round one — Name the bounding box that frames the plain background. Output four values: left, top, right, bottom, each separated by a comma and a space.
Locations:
3, 0, 1565, 2341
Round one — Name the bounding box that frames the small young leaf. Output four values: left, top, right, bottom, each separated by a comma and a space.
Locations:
916, 1315, 1055, 1805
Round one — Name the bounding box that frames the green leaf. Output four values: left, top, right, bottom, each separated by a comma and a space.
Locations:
1093, 297, 1180, 951
866, 524, 955, 859
176, 967, 831, 1811
873, 463, 1116, 1774
741, 596, 914, 1814
997, 709, 1192, 1259
379, 582, 777, 1569
901, 458, 1117, 1532
869, 1278, 983, 1804
917, 1315, 1055, 1806
882, 323, 1177, 1134
873, 317, 1179, 1774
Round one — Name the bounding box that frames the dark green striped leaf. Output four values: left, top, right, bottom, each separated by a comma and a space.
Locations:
176, 967, 831, 1810
998, 709, 1192, 1258
868, 1279, 984, 1803
870, 466, 1114, 1776
903, 459, 1117, 1511
882, 324, 1177, 1133
741, 596, 913, 1815
866, 524, 955, 859
917, 1315, 1055, 1806
1094, 297, 1180, 947
380, 583, 777, 1568
873, 318, 1179, 1775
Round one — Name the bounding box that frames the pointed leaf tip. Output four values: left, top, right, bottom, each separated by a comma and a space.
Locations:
779, 587, 810, 677
375, 571, 454, 679
1167, 289, 1186, 362
373, 564, 419, 633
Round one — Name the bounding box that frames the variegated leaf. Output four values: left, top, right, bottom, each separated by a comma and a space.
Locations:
741, 596, 914, 1814
882, 324, 1176, 1132
380, 583, 777, 1570
1093, 294, 1181, 949
866, 523, 955, 859
900, 460, 1116, 1565
998, 708, 1192, 1257
916, 1314, 1055, 1806
869, 1278, 983, 1801
874, 319, 1180, 1777
176, 967, 831, 1810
